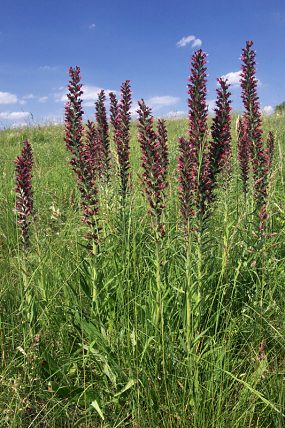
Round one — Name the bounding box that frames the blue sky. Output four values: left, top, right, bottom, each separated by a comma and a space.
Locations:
0, 0, 284, 127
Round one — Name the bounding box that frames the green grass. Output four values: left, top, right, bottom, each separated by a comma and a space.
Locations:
1, 116, 285, 427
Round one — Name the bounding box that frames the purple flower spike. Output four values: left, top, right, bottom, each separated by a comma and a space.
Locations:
137, 100, 168, 237
64, 66, 100, 245
240, 41, 269, 233
15, 140, 34, 250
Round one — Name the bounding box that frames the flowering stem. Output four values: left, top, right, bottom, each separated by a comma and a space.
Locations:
15, 140, 34, 251
240, 41, 269, 235
64, 66, 100, 248
115, 81, 132, 201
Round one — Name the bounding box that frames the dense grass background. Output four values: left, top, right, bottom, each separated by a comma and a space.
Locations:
1, 115, 285, 427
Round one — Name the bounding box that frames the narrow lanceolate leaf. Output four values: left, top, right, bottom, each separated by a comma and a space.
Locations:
114, 379, 136, 397
91, 400, 104, 420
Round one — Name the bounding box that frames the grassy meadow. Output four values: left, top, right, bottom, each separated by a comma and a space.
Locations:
1, 115, 285, 427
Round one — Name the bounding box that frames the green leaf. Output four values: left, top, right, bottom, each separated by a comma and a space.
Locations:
91, 400, 104, 420
114, 379, 136, 397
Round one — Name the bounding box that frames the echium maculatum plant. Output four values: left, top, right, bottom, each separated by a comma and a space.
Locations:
178, 49, 213, 229
240, 41, 269, 233
15, 140, 33, 250
237, 116, 250, 200
210, 77, 232, 184
64, 66, 100, 245
137, 100, 168, 237
113, 80, 132, 200
95, 90, 110, 181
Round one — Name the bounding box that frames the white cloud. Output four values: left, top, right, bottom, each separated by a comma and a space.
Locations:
0, 111, 30, 120
0, 91, 18, 104
167, 110, 187, 118
147, 96, 180, 108
129, 103, 139, 118
38, 96, 48, 103
58, 93, 67, 102
21, 94, 49, 104
221, 71, 241, 86
129, 98, 180, 117
262, 105, 274, 115
177, 35, 202, 48
22, 94, 36, 100
57, 85, 116, 106
88, 23, 96, 29
221, 70, 261, 87
84, 85, 116, 103
82, 85, 104, 105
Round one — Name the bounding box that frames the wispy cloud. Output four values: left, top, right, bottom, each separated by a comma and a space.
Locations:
262, 105, 274, 115
38, 96, 48, 103
221, 70, 261, 87
57, 85, 117, 106
0, 111, 31, 120
21, 94, 49, 104
22, 93, 36, 100
88, 23, 96, 29
177, 35, 202, 48
147, 96, 180, 108
0, 91, 18, 104
83, 85, 116, 106
221, 71, 241, 86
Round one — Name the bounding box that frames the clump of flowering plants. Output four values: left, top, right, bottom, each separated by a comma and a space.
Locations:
15, 140, 34, 250
178, 49, 213, 231
64, 66, 100, 246
137, 100, 168, 237
112, 81, 132, 200
240, 41, 269, 234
